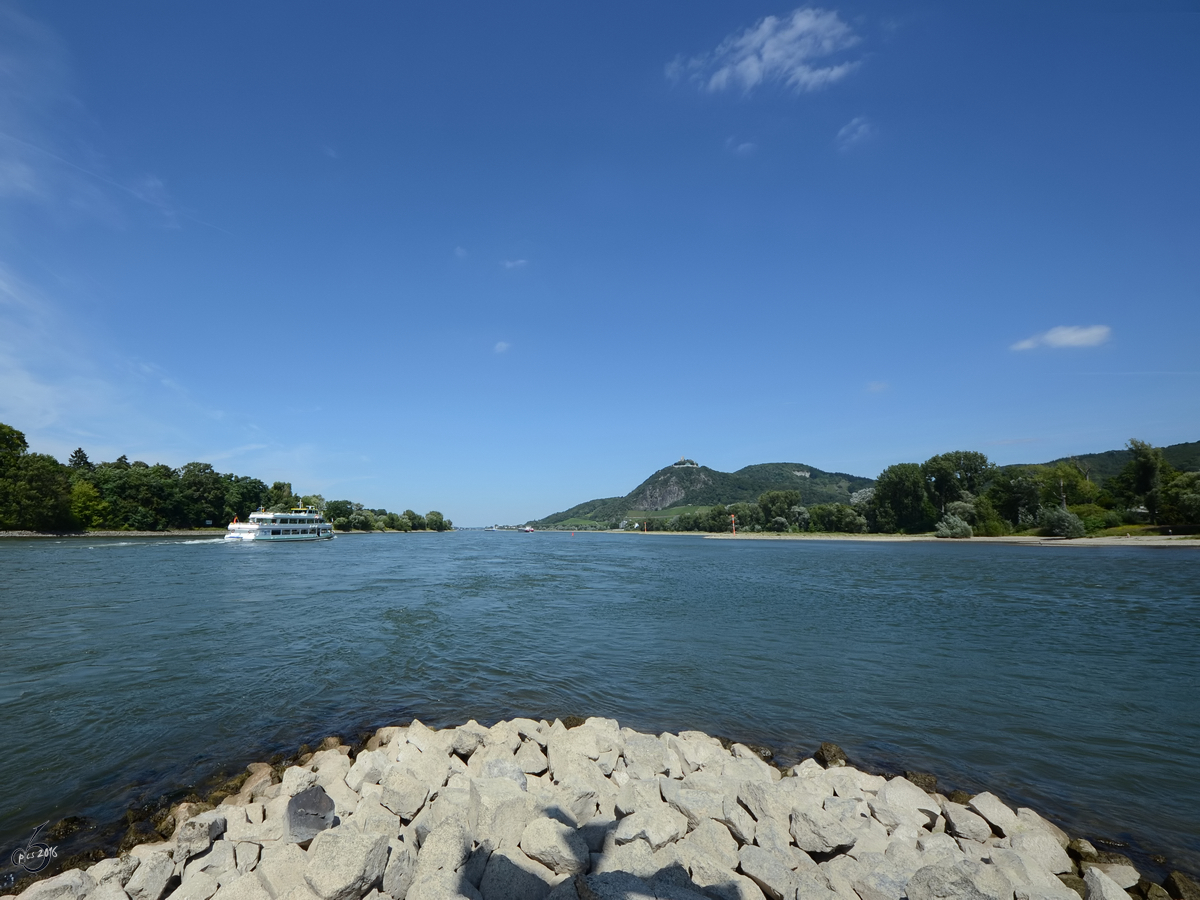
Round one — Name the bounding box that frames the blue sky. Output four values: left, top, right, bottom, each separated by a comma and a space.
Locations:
1, 2, 1197, 525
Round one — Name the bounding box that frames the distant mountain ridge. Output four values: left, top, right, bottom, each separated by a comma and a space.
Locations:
530, 439, 1200, 528
531, 460, 875, 527
1031, 440, 1200, 484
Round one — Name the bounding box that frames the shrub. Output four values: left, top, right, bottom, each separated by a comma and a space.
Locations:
1039, 506, 1086, 538
935, 515, 973, 539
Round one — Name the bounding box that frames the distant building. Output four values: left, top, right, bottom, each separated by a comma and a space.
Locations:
673, 457, 699, 468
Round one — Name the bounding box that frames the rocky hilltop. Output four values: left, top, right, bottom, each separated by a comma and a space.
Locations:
9, 717, 1195, 900
534, 463, 874, 527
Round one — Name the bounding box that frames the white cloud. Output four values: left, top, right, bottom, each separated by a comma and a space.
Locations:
1011, 325, 1112, 351
837, 116, 873, 149
502, 259, 527, 269
455, 246, 468, 259
494, 342, 510, 354
668, 7, 860, 95
0, 7, 196, 231
725, 137, 757, 156
866, 381, 888, 392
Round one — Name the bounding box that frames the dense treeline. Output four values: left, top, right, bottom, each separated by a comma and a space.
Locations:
0, 422, 451, 533
624, 441, 1199, 537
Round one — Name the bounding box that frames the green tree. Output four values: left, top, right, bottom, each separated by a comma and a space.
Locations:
6, 453, 75, 530
68, 447, 94, 471
809, 503, 868, 533
70, 480, 109, 529
180, 462, 227, 526
404, 509, 426, 530
922, 451, 995, 514
1161, 472, 1200, 526
426, 511, 449, 532
985, 467, 1043, 529
758, 490, 802, 523
265, 481, 300, 512
869, 463, 936, 533
223, 475, 269, 521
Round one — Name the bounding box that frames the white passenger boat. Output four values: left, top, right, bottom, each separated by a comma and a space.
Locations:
224, 506, 335, 542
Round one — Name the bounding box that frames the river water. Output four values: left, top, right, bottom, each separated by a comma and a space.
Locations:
1, 532, 1197, 875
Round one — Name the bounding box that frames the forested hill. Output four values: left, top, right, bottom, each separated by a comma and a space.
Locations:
1031, 440, 1200, 485
532, 461, 874, 527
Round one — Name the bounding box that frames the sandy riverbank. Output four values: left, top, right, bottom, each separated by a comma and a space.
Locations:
697, 532, 1199, 548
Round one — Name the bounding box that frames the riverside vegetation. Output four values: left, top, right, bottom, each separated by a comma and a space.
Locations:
532, 443, 1200, 539
7, 717, 1198, 900
0, 423, 450, 534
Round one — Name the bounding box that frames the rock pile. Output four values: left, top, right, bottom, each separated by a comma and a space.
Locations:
7, 718, 1197, 900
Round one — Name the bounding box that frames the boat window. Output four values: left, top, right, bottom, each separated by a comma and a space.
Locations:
271, 529, 280, 535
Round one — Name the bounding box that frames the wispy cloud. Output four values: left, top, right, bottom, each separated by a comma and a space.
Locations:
0, 6, 221, 232
494, 342, 510, 354
455, 246, 468, 259
837, 116, 873, 149
866, 381, 889, 392
1011, 325, 1112, 351
502, 259, 527, 270
725, 137, 757, 157
667, 7, 861, 95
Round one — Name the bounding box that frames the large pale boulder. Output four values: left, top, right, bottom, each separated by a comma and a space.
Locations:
209, 872, 274, 900
183, 841, 237, 881
17, 871, 96, 900
738, 844, 798, 900
520, 818, 589, 875
468, 777, 533, 850
591, 836, 658, 879
254, 843, 309, 897
344, 798, 402, 838
381, 837, 416, 899
987, 848, 1077, 900
303, 830, 389, 900
516, 741, 549, 775
125, 852, 176, 900
165, 872, 219, 900
450, 720, 490, 758
908, 864, 999, 900
720, 795, 757, 845
612, 804, 687, 851
686, 854, 766, 900
621, 733, 673, 781
674, 819, 740, 872
1010, 829, 1073, 875
942, 801, 993, 843
414, 816, 473, 880
282, 767, 319, 796
1084, 867, 1130, 900
1016, 809, 1070, 849
875, 777, 939, 828
405, 720, 456, 757
405, 871, 483, 900
615, 780, 662, 817
790, 807, 857, 855
89, 856, 141, 888
478, 846, 556, 900
378, 767, 430, 821
176, 811, 228, 861
345, 750, 389, 793
968, 793, 1019, 837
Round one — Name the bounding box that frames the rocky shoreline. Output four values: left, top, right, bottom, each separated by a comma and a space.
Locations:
6, 718, 1198, 900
